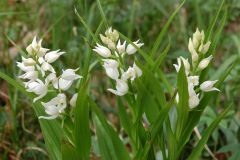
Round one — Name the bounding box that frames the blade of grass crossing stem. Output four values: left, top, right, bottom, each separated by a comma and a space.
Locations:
211, 55, 238, 80
90, 99, 131, 160
116, 97, 133, 139
0, 71, 65, 160
206, 0, 225, 41
152, 40, 171, 71
93, 114, 118, 160
61, 140, 79, 160
150, 0, 185, 58
96, 0, 109, 28
176, 61, 189, 141
74, 81, 91, 160
139, 91, 177, 159
207, 9, 227, 57
187, 105, 232, 160
74, 8, 99, 43
166, 117, 178, 160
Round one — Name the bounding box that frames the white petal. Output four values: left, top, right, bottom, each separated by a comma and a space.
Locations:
107, 88, 125, 96
58, 78, 73, 90
70, 93, 78, 107
45, 50, 65, 63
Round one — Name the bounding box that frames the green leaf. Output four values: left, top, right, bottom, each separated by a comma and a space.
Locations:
150, 0, 185, 58
187, 105, 232, 160
61, 140, 79, 160
206, 0, 225, 41
139, 91, 177, 159
96, 0, 109, 28
90, 99, 130, 160
176, 61, 189, 141
74, 81, 91, 160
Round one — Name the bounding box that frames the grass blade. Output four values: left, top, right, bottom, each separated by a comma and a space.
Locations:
187, 105, 232, 160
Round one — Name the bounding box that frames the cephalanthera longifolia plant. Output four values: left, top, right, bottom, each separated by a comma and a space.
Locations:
0, 0, 235, 159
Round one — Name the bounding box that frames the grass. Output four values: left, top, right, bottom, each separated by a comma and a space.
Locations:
0, 0, 239, 159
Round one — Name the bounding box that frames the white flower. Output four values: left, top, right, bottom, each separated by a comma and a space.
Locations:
44, 50, 65, 63
126, 40, 144, 55
61, 68, 82, 81
26, 79, 48, 102
100, 34, 116, 50
105, 27, 119, 42
26, 36, 49, 57
188, 38, 199, 63
192, 28, 204, 49
57, 68, 82, 90
116, 40, 126, 54
133, 63, 142, 77
198, 41, 211, 54
58, 78, 74, 90
41, 61, 55, 73
122, 63, 142, 81
187, 76, 199, 86
198, 55, 213, 71
200, 80, 220, 92
17, 62, 35, 72
108, 79, 129, 96
45, 73, 58, 89
39, 93, 66, 120
188, 82, 196, 96
22, 56, 36, 66
70, 93, 78, 107
19, 71, 38, 81
189, 93, 200, 109
93, 43, 112, 57
180, 56, 190, 74
173, 57, 190, 75
103, 59, 119, 80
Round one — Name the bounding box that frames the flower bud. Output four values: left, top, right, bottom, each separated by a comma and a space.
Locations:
188, 38, 199, 63
93, 43, 111, 57
197, 55, 213, 71
22, 57, 36, 66
61, 68, 82, 81
126, 40, 144, 55
70, 93, 78, 107
198, 41, 211, 54
116, 40, 126, 54
200, 80, 219, 92
45, 50, 65, 63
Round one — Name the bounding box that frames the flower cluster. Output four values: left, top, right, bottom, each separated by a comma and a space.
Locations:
93, 27, 143, 96
17, 37, 81, 119
174, 28, 219, 109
